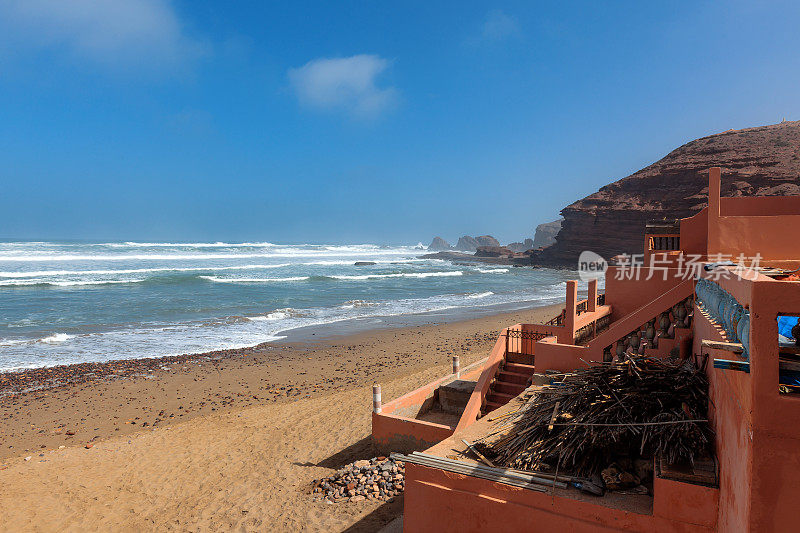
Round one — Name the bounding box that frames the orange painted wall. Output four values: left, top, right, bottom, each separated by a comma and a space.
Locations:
604, 266, 687, 320
455, 334, 507, 432
404, 463, 717, 532
680, 209, 708, 257
714, 214, 800, 261
372, 360, 486, 452
744, 277, 800, 531
534, 337, 590, 372
693, 307, 752, 532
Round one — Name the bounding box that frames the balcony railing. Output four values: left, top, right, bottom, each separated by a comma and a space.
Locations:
502, 329, 553, 355
545, 312, 564, 326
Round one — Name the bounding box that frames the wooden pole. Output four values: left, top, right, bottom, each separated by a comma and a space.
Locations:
373, 384, 382, 413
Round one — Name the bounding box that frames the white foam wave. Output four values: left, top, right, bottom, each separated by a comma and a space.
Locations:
476, 268, 509, 274
0, 338, 27, 347
468, 291, 494, 299
0, 264, 291, 278
40, 333, 73, 344
248, 309, 292, 321
330, 271, 463, 280
200, 276, 309, 283
3, 333, 77, 346
0, 279, 146, 287
108, 241, 276, 248
340, 300, 378, 309
0, 250, 417, 261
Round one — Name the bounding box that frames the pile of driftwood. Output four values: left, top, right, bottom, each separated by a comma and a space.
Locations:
488, 355, 712, 477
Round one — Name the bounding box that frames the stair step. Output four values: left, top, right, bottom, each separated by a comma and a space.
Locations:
483, 401, 504, 414
493, 381, 526, 396
498, 370, 530, 385
487, 391, 515, 403
504, 362, 536, 375
506, 352, 535, 365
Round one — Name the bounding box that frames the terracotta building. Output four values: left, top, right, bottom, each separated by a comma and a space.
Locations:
373, 168, 800, 532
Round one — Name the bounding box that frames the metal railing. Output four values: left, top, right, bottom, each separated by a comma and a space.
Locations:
576, 292, 605, 316
647, 235, 681, 251
545, 312, 564, 326
502, 329, 553, 355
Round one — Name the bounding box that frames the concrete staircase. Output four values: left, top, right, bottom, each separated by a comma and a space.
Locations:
482, 351, 535, 415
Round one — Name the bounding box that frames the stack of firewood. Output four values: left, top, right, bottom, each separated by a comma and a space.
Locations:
488, 355, 711, 477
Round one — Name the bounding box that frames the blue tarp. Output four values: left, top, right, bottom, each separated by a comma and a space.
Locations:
778, 316, 799, 341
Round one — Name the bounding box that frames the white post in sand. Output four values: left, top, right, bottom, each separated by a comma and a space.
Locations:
452, 356, 460, 378
373, 384, 382, 414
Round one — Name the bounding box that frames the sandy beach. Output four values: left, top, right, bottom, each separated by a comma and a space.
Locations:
0, 303, 561, 532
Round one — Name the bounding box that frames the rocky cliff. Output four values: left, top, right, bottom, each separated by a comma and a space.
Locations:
536, 121, 800, 266
532, 220, 562, 249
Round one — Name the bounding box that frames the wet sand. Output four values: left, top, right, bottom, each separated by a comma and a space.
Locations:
0, 303, 561, 532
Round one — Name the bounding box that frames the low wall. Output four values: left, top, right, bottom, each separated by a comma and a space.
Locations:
404, 463, 718, 532
371, 359, 486, 453
455, 334, 508, 432
534, 336, 589, 372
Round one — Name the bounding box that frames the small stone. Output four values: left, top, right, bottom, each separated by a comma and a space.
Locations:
350, 495, 365, 502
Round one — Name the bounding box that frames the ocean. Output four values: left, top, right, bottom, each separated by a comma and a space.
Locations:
0, 241, 577, 372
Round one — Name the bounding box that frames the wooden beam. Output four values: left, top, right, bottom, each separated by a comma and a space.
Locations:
701, 339, 744, 353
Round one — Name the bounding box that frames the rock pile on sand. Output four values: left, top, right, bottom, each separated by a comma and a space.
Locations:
312, 457, 405, 503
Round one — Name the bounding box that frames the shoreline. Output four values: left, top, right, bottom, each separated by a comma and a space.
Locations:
0, 302, 562, 459
0, 298, 563, 396
0, 302, 562, 531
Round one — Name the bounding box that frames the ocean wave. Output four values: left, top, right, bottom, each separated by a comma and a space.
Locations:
476, 267, 509, 274
107, 241, 276, 248
0, 263, 292, 278
247, 308, 313, 321
0, 338, 27, 347
0, 250, 419, 262
200, 275, 310, 283
1, 333, 73, 347
340, 299, 378, 309
467, 291, 494, 299
41, 333, 73, 344
0, 279, 147, 287
330, 271, 464, 280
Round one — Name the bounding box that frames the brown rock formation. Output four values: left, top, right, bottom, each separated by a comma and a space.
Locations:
455, 236, 479, 252
427, 236, 452, 251
536, 121, 800, 266
475, 245, 513, 257
508, 238, 535, 252
532, 220, 562, 249
475, 235, 501, 247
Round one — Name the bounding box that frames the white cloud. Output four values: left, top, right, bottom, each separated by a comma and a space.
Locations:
0, 0, 204, 71
288, 55, 398, 118
481, 9, 521, 41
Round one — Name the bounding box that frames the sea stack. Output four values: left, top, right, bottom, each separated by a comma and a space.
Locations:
427, 237, 452, 251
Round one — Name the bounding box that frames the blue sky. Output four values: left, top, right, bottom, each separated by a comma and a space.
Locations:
1, 1, 799, 244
